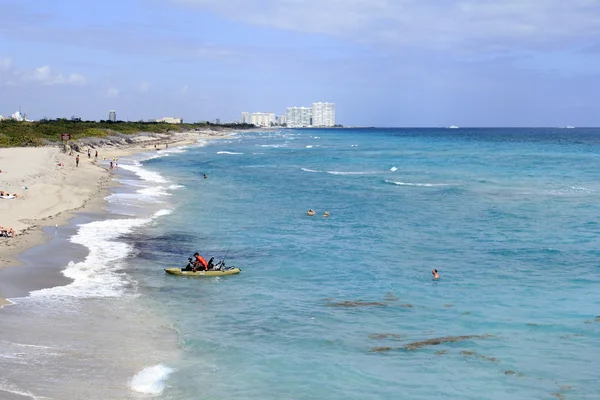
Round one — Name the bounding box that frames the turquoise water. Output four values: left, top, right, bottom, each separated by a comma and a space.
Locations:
22, 128, 600, 399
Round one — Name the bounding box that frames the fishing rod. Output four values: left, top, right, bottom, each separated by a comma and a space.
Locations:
221, 244, 232, 267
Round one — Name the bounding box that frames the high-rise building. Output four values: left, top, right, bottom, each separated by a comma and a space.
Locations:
312, 102, 335, 127
241, 112, 250, 124
285, 107, 312, 128
250, 112, 275, 127
109, 110, 116, 122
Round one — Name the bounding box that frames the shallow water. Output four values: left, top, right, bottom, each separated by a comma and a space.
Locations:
2, 129, 600, 399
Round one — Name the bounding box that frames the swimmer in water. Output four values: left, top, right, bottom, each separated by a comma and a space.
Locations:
432, 269, 439, 280
323, 211, 330, 218
307, 209, 316, 216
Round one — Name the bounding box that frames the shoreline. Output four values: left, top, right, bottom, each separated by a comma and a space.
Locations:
0, 129, 232, 305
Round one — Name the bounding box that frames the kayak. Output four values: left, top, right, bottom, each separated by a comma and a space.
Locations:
164, 267, 241, 277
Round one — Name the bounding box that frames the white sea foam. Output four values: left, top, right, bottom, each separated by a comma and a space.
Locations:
168, 184, 185, 190
29, 216, 153, 299
326, 171, 374, 175
301, 168, 321, 173
105, 192, 164, 206
217, 151, 244, 155
154, 209, 173, 217
0, 382, 48, 400
547, 186, 595, 195
119, 162, 168, 184
390, 167, 398, 172
129, 364, 175, 395
137, 186, 172, 197
260, 144, 285, 148
306, 145, 314, 148
351, 144, 358, 147
385, 180, 448, 187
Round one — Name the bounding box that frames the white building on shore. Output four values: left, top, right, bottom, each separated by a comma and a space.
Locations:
250, 112, 275, 127
285, 107, 312, 128
241, 112, 250, 124
156, 117, 183, 124
311, 102, 335, 127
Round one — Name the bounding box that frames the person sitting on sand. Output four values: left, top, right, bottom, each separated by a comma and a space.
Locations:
432, 269, 440, 280
0, 227, 15, 237
307, 209, 316, 216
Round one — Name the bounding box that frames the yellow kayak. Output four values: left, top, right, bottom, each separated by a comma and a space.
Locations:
164, 267, 241, 277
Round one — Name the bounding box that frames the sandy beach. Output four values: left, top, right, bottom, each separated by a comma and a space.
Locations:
0, 129, 229, 306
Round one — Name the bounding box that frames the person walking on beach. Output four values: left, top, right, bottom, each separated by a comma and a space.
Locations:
87, 149, 91, 159
75, 155, 79, 167
95, 150, 98, 160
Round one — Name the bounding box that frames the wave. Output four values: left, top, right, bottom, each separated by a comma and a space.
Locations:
260, 144, 286, 148
0, 382, 45, 400
326, 171, 374, 175
129, 364, 175, 395
137, 186, 173, 197
154, 209, 173, 217
306, 145, 314, 148
29, 209, 168, 299
385, 180, 448, 187
217, 151, 244, 155
390, 167, 398, 172
546, 186, 595, 195
301, 168, 321, 173
119, 161, 168, 184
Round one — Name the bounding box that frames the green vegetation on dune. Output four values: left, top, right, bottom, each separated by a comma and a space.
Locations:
0, 118, 255, 147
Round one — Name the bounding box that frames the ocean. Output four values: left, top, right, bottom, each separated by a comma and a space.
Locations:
1, 128, 600, 399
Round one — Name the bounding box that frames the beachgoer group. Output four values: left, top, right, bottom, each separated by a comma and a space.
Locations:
307, 209, 329, 217
0, 226, 15, 237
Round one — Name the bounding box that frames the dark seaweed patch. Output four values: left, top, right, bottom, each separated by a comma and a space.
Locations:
368, 333, 404, 340
369, 347, 393, 353
327, 301, 388, 308
404, 335, 493, 350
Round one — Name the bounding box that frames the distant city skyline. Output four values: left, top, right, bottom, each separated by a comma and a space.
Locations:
2, 1, 600, 126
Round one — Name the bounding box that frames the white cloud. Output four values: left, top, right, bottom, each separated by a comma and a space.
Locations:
28, 65, 86, 86
0, 57, 12, 71
181, 84, 188, 94
107, 87, 119, 97
0, 60, 86, 86
172, 0, 600, 52
140, 81, 150, 92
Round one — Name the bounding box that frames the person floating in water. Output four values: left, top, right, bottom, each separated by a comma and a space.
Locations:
307, 209, 316, 216
203, 174, 207, 179
323, 211, 330, 218
432, 269, 440, 280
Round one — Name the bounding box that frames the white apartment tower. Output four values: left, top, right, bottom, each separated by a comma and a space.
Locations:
250, 112, 275, 127
109, 110, 116, 122
312, 102, 335, 127
241, 112, 250, 124
285, 107, 312, 128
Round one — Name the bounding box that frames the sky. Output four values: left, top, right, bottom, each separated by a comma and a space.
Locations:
1, 0, 600, 126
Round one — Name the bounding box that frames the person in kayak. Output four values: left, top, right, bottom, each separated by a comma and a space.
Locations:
193, 252, 209, 271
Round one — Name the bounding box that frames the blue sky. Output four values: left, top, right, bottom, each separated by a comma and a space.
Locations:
1, 0, 600, 126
